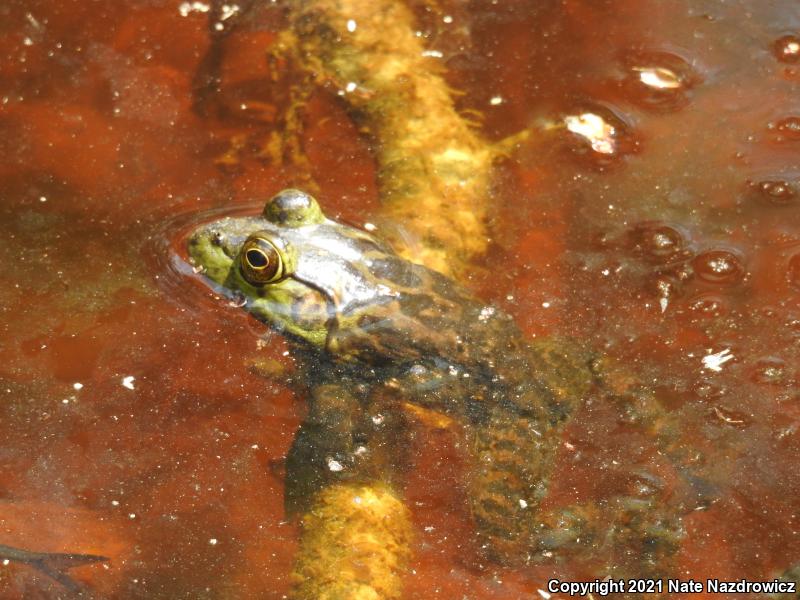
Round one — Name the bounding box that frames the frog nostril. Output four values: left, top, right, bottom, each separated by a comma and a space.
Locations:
211, 231, 225, 246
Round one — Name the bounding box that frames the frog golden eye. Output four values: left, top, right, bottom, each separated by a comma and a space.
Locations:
240, 236, 285, 285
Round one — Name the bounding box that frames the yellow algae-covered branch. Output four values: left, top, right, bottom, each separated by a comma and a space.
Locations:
288, 0, 508, 277
291, 483, 412, 600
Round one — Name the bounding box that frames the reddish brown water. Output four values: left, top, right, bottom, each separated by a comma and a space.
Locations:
1, 1, 799, 598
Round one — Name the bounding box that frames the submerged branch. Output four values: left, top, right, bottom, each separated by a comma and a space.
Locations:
289, 0, 507, 277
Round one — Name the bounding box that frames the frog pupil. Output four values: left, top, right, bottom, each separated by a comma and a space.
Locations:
247, 249, 269, 269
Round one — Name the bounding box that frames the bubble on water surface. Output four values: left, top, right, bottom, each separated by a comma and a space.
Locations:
773, 34, 800, 63
637, 67, 682, 89
692, 249, 745, 284
618, 50, 700, 112
628, 222, 689, 262
747, 179, 797, 206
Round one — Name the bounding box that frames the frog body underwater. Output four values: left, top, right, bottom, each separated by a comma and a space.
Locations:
188, 190, 682, 598
187, 190, 677, 596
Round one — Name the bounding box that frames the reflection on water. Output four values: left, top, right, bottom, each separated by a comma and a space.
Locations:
1, 0, 799, 597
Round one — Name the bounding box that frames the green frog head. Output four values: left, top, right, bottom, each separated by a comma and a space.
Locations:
187, 189, 483, 364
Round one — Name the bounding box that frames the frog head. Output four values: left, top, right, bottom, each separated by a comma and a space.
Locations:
188, 189, 426, 353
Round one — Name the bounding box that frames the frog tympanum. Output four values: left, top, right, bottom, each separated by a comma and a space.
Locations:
187, 189, 682, 594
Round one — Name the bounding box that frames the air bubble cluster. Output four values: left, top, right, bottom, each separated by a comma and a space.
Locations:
626, 222, 750, 313
769, 116, 800, 142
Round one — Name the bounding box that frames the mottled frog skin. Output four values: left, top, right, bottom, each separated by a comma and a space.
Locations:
187, 189, 676, 570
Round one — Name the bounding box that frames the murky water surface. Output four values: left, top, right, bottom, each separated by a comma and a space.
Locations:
1, 0, 799, 598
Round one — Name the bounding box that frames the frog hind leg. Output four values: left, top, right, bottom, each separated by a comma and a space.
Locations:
284, 383, 364, 517
466, 408, 557, 565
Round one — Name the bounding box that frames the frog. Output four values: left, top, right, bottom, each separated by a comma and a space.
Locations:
187, 189, 684, 598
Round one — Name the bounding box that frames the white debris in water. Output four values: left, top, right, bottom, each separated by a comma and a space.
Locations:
345, 81, 357, 93
478, 306, 496, 322
346, 19, 357, 32
121, 376, 135, 390
564, 112, 616, 154
178, 2, 210, 16
421, 49, 444, 58
489, 96, 504, 106
537, 589, 552, 599
363, 222, 377, 231
701, 348, 734, 372
209, 538, 218, 546
219, 4, 239, 21
659, 296, 669, 313
326, 458, 344, 472
519, 498, 528, 509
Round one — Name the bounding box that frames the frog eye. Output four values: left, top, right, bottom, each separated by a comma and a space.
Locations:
239, 236, 285, 285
